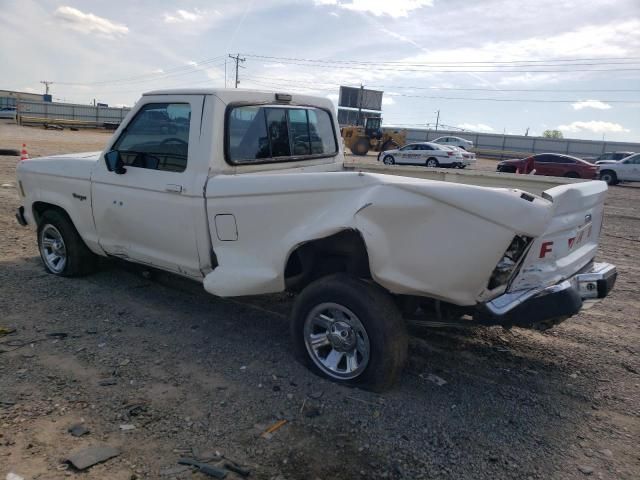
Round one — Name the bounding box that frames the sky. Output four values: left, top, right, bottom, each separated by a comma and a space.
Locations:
1, 0, 639, 141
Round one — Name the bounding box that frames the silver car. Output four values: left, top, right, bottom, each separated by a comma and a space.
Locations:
380, 142, 465, 168
0, 107, 17, 121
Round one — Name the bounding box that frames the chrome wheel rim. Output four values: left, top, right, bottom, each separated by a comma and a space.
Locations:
40, 224, 67, 273
601, 173, 612, 183
427, 159, 437, 167
383, 156, 394, 165
303, 302, 370, 380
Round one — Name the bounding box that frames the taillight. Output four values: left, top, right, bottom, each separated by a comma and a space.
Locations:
487, 235, 533, 290
447, 151, 453, 156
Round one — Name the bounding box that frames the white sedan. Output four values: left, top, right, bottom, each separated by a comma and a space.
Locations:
380, 142, 465, 167
432, 136, 473, 150
446, 145, 476, 168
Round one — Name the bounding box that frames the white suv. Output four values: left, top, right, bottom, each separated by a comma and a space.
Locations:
598, 153, 640, 185
432, 136, 473, 150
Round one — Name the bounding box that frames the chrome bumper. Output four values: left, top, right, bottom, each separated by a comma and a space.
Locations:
478, 262, 617, 328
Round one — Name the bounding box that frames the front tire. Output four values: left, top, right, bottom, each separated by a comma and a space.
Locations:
290, 274, 408, 392
382, 155, 395, 165
37, 210, 97, 277
599, 170, 618, 185
564, 172, 580, 178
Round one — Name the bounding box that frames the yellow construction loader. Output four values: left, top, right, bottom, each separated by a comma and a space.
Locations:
341, 117, 407, 156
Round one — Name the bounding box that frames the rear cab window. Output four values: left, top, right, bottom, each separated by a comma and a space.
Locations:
226, 105, 338, 164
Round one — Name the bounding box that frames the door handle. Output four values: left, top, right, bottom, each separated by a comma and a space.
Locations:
165, 184, 183, 193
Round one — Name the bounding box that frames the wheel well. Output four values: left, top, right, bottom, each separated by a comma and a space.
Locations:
600, 169, 616, 177
32, 202, 71, 226
284, 229, 371, 292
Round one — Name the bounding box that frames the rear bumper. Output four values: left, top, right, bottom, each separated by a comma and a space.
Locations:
476, 262, 617, 328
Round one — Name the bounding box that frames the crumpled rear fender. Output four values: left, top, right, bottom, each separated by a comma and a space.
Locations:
354, 180, 553, 305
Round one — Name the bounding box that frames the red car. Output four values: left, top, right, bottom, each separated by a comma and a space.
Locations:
497, 153, 599, 179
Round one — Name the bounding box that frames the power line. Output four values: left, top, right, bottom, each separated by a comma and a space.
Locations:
242, 73, 639, 93
249, 58, 640, 73
241, 75, 640, 103
53, 55, 227, 87
242, 53, 640, 66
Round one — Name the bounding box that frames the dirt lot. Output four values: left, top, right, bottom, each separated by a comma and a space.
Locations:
0, 124, 639, 480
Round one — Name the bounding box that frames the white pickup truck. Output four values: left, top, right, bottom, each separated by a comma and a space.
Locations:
15, 89, 617, 391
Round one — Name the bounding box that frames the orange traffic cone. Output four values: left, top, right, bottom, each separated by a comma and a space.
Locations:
20, 144, 29, 161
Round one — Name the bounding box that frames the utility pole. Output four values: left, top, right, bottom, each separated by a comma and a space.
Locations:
434, 110, 440, 132
228, 54, 245, 88
40, 80, 53, 95
357, 84, 364, 126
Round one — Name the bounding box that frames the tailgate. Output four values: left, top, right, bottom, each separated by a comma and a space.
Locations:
509, 180, 608, 292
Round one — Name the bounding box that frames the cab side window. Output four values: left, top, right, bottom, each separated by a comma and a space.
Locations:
113, 103, 191, 172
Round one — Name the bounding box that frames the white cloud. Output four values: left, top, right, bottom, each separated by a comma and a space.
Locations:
263, 63, 286, 69
457, 123, 494, 132
163, 9, 204, 23
314, 0, 434, 18
382, 96, 395, 105
54, 6, 128, 37
571, 100, 612, 110
558, 121, 629, 134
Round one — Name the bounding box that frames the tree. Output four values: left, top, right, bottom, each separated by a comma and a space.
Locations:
542, 129, 563, 139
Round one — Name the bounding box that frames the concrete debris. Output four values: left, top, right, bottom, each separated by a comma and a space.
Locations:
68, 423, 90, 437
98, 378, 117, 386
577, 465, 594, 475
66, 445, 120, 470
422, 373, 448, 386
177, 457, 228, 478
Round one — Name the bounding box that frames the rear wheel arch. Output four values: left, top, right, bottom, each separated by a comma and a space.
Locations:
284, 229, 372, 293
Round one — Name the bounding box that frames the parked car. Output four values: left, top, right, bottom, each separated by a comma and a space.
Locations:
380, 142, 465, 167
446, 145, 476, 168
0, 106, 17, 120
15, 89, 616, 391
598, 153, 640, 185
590, 152, 634, 163
497, 153, 599, 179
432, 136, 473, 150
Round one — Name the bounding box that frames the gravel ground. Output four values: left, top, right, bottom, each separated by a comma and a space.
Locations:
1, 124, 639, 480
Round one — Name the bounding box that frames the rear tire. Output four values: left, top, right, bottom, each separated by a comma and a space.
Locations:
290, 274, 408, 392
382, 155, 395, 165
37, 210, 97, 277
426, 158, 439, 168
599, 170, 618, 185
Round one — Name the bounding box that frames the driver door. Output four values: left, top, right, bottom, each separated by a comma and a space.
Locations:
90, 95, 205, 278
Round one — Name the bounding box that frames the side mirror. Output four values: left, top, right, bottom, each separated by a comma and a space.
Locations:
105, 150, 126, 174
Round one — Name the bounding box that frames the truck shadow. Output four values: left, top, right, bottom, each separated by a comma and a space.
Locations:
2, 256, 595, 479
